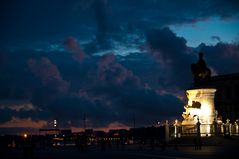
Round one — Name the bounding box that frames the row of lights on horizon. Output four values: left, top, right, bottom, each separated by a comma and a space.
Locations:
23, 119, 58, 139
23, 119, 182, 138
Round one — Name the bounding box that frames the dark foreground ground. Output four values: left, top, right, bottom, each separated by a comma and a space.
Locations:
1, 143, 239, 159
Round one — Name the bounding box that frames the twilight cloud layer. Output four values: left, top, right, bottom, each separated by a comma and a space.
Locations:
0, 0, 239, 133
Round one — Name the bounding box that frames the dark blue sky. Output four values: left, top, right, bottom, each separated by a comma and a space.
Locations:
0, 0, 239, 133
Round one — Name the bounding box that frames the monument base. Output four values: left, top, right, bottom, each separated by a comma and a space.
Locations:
182, 88, 216, 136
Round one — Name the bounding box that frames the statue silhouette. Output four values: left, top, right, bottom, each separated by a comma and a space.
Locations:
191, 52, 211, 86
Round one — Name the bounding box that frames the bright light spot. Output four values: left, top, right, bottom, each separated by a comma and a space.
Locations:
182, 88, 217, 136
24, 133, 27, 138
54, 119, 57, 127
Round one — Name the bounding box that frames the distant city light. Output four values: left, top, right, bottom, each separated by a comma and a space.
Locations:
54, 119, 57, 128
23, 133, 27, 138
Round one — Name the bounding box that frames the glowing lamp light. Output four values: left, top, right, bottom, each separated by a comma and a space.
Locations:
24, 133, 28, 138
54, 119, 57, 128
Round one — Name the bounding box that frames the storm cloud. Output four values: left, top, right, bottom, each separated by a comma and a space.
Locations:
146, 27, 195, 89
199, 42, 239, 74
0, 0, 239, 133
1, 0, 239, 50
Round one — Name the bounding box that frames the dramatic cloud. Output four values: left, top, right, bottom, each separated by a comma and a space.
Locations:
2, 0, 239, 51
28, 57, 69, 93
199, 42, 239, 74
81, 53, 183, 126
0, 99, 44, 124
92, 0, 112, 44
64, 37, 87, 62
0, 117, 47, 129
0, 100, 36, 112
146, 27, 194, 89
145, 27, 239, 92
97, 53, 140, 86
1, 0, 239, 133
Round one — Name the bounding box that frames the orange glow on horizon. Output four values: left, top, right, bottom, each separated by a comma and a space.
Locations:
0, 117, 47, 128
0, 117, 130, 133
71, 122, 130, 132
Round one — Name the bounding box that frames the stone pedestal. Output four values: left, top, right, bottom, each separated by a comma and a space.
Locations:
182, 88, 216, 136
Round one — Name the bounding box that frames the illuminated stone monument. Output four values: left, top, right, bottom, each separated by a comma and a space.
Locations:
182, 52, 217, 136
182, 88, 217, 136
182, 88, 216, 135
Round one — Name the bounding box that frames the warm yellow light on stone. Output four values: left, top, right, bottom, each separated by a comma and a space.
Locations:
182, 88, 216, 135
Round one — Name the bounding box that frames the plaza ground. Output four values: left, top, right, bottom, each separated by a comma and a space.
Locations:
1, 142, 239, 159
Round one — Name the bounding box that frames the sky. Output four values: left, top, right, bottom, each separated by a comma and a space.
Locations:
0, 0, 239, 134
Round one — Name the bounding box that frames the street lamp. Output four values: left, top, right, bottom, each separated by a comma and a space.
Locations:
174, 119, 178, 138
54, 119, 57, 128
23, 133, 28, 138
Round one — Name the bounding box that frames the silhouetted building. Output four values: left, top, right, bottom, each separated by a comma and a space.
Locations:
211, 73, 239, 122
61, 129, 72, 135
